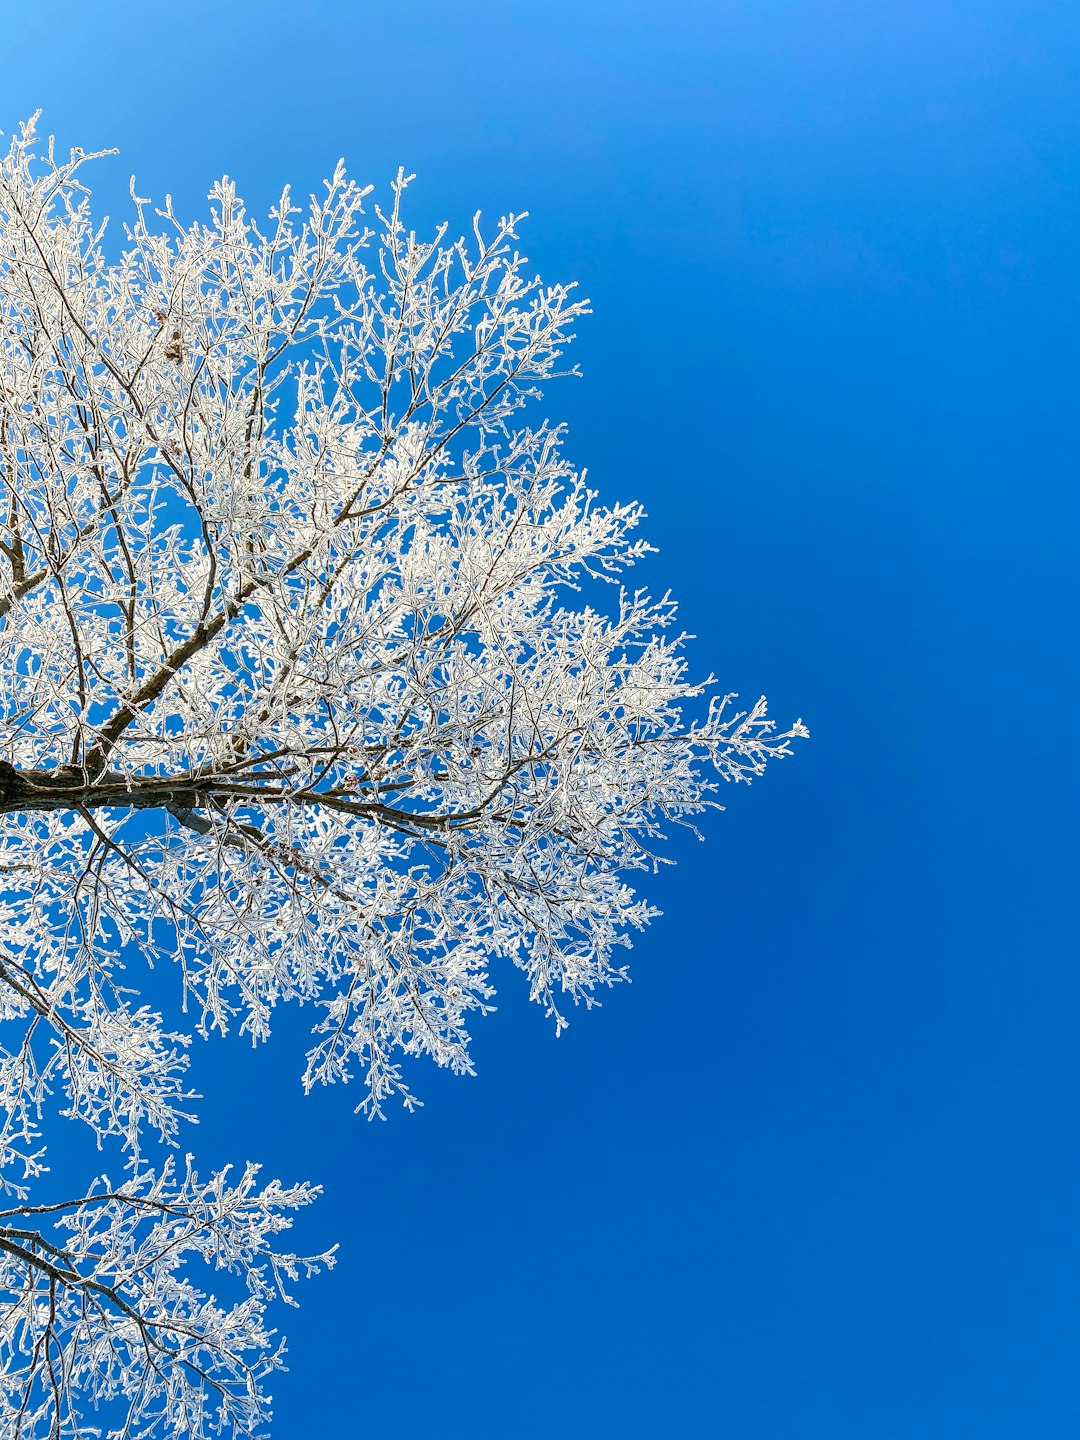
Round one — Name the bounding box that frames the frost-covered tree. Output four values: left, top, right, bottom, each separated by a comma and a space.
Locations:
0, 115, 806, 1437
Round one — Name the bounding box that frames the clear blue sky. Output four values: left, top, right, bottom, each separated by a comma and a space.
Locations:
3, 2, 1078, 1435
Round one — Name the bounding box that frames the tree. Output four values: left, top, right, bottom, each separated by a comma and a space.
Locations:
0, 114, 806, 1438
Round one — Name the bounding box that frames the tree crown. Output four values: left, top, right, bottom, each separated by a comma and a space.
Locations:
0, 115, 804, 1438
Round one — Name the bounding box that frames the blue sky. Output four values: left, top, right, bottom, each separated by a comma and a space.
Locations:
2, 1, 1078, 1435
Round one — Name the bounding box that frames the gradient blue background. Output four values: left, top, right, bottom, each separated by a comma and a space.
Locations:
2, 2, 1077, 1435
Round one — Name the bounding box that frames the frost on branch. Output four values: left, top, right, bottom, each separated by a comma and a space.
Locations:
0, 1160, 334, 1439
0, 114, 805, 1436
